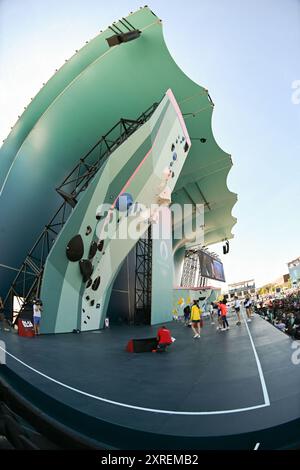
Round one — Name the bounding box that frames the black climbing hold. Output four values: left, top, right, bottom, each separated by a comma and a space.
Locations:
171, 143, 175, 151
92, 276, 101, 291
97, 240, 104, 252
86, 296, 90, 301
82, 309, 85, 313
86, 278, 92, 288
84, 321, 87, 324
79, 259, 93, 282
184, 142, 189, 153
66, 234, 84, 262
200, 138, 207, 143
88, 241, 98, 260
96, 303, 101, 309
87, 316, 90, 320
85, 226, 92, 236
90, 300, 95, 307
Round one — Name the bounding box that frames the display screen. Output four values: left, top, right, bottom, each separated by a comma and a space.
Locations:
212, 259, 226, 282
198, 251, 225, 282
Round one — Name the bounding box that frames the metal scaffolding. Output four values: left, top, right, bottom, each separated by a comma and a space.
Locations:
134, 226, 152, 325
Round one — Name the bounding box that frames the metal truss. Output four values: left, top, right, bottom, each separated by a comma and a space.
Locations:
56, 102, 159, 205
134, 226, 152, 325
181, 250, 199, 288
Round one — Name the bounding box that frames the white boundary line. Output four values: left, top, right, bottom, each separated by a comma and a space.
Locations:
0, 316, 270, 415
242, 310, 270, 406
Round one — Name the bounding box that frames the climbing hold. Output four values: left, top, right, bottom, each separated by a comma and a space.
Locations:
66, 235, 84, 262
92, 277, 101, 291
79, 259, 93, 282
88, 241, 98, 260
97, 240, 104, 252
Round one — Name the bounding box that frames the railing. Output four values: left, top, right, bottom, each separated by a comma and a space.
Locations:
4, 101, 160, 320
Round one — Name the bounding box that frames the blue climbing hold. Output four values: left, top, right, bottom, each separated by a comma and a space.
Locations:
116, 192, 133, 212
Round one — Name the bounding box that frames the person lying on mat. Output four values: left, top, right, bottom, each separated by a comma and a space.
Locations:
152, 325, 172, 352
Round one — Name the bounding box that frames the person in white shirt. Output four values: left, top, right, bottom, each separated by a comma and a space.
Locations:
234, 296, 241, 325
209, 302, 215, 325
244, 296, 252, 322
33, 300, 42, 335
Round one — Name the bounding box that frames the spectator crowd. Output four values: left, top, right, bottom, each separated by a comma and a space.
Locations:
254, 288, 300, 339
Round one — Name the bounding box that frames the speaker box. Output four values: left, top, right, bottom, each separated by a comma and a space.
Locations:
126, 337, 158, 353
66, 235, 84, 262
79, 260, 93, 282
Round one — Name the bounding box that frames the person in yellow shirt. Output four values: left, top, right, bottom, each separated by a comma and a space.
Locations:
190, 300, 202, 338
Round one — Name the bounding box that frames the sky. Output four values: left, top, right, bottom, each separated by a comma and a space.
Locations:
0, 0, 300, 288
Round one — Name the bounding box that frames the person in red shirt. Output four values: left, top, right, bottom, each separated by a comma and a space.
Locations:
218, 301, 230, 331
152, 325, 172, 352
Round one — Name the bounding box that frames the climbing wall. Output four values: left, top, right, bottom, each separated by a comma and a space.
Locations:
151, 207, 174, 325
40, 89, 191, 333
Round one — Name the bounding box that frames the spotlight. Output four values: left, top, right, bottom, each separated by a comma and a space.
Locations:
222, 240, 229, 254
223, 240, 229, 255
106, 30, 141, 47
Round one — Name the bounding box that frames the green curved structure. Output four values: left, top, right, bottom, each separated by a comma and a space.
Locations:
0, 7, 237, 330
